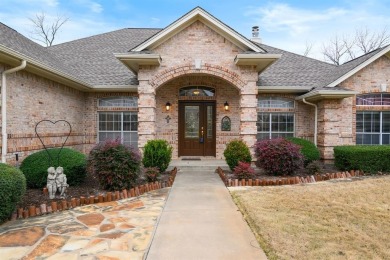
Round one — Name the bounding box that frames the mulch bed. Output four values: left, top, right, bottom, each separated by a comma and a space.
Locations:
17, 170, 172, 209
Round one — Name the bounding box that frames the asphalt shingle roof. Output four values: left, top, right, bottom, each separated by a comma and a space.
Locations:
0, 21, 388, 91
48, 28, 161, 86
256, 42, 337, 87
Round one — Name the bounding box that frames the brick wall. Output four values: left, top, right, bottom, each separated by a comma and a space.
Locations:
0, 64, 87, 164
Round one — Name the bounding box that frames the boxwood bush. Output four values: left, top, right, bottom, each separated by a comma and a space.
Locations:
287, 137, 320, 166
224, 140, 252, 171
142, 139, 172, 173
334, 145, 390, 173
0, 163, 26, 223
88, 139, 141, 191
20, 148, 87, 188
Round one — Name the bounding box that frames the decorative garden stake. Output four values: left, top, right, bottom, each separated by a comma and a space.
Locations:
36, 119, 72, 199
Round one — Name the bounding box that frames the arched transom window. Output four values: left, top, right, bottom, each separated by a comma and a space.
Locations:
179, 86, 215, 97
356, 93, 390, 106
98, 96, 138, 107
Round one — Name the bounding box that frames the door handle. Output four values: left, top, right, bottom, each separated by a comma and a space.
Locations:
200, 127, 204, 143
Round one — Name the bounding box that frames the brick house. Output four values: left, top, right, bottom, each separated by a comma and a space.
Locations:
0, 7, 389, 164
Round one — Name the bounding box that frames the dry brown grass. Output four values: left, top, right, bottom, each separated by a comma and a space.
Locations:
232, 176, 390, 260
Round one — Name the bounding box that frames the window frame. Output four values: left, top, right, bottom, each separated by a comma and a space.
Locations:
356, 93, 390, 106
98, 96, 138, 108
356, 111, 390, 145
257, 112, 295, 140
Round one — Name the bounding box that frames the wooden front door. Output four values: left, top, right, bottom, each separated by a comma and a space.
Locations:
178, 102, 216, 156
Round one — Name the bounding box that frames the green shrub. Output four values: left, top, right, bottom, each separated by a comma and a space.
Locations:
287, 137, 320, 166
224, 140, 252, 171
254, 138, 304, 175
88, 139, 141, 191
334, 145, 390, 173
20, 148, 87, 188
0, 163, 26, 223
142, 140, 172, 173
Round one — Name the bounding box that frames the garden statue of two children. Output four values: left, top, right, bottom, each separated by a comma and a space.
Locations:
47, 166, 69, 199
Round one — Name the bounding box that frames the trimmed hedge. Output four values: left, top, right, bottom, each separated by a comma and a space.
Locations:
224, 140, 252, 171
20, 148, 87, 188
142, 140, 173, 173
0, 163, 26, 223
287, 137, 320, 166
334, 145, 390, 173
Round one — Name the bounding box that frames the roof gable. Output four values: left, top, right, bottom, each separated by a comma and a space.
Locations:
131, 6, 265, 53
327, 44, 390, 87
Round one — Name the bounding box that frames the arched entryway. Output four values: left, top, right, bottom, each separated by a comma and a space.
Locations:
155, 74, 240, 158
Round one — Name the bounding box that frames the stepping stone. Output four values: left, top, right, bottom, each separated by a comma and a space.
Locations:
0, 226, 45, 247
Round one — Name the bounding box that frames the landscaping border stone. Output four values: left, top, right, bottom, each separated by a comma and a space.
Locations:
217, 167, 363, 187
9, 167, 177, 221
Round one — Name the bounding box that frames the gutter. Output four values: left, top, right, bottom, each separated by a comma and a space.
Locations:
1, 60, 27, 163
302, 98, 317, 146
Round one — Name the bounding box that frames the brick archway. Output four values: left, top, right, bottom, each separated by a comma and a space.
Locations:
149, 64, 246, 91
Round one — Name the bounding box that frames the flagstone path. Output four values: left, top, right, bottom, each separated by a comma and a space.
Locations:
0, 188, 169, 260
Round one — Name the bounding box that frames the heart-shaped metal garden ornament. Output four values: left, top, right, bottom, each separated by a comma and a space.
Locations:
35, 120, 72, 166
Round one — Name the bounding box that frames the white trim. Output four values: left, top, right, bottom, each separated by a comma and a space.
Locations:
114, 53, 161, 74
131, 7, 264, 53
328, 45, 390, 87
296, 90, 359, 101
92, 85, 138, 92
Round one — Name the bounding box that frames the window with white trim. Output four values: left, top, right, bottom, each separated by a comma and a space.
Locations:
356, 111, 390, 145
98, 112, 138, 147
356, 93, 390, 106
257, 97, 295, 140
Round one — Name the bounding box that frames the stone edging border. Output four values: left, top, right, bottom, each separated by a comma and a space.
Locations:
10, 167, 177, 221
217, 167, 364, 187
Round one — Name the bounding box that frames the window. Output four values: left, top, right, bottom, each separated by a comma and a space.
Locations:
356, 94, 390, 106
356, 111, 390, 145
98, 112, 138, 147
258, 97, 294, 108
257, 97, 295, 140
99, 96, 138, 107
257, 113, 294, 140
179, 86, 215, 97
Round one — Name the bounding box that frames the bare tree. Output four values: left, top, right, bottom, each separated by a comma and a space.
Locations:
321, 27, 390, 65
355, 27, 390, 53
303, 41, 314, 57
29, 12, 69, 46
321, 35, 350, 65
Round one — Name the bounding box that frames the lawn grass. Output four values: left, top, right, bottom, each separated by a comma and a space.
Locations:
232, 176, 390, 260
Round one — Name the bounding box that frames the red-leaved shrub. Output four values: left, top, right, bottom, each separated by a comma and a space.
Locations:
87, 139, 141, 191
254, 138, 304, 175
144, 167, 160, 182
233, 161, 255, 179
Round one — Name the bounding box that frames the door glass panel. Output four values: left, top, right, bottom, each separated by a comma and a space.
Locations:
207, 105, 213, 138
185, 106, 199, 138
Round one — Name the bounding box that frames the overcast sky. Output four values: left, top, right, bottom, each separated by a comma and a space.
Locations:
1, 0, 389, 61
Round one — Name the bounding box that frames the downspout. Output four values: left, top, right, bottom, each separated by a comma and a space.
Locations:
1, 60, 27, 163
302, 98, 317, 146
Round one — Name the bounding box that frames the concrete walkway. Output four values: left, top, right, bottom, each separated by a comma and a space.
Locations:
146, 169, 267, 260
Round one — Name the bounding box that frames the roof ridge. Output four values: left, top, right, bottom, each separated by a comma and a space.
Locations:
340, 44, 390, 65
48, 27, 162, 48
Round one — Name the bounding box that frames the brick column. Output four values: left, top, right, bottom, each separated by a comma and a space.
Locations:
138, 80, 156, 150
317, 98, 353, 161
240, 80, 258, 157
